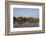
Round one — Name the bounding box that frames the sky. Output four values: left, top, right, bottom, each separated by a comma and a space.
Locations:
13, 8, 39, 18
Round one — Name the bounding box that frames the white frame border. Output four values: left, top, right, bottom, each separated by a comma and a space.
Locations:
10, 5, 42, 32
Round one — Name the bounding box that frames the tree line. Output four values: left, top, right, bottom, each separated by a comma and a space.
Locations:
13, 17, 39, 24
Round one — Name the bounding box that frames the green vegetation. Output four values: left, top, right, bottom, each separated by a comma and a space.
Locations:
13, 17, 39, 24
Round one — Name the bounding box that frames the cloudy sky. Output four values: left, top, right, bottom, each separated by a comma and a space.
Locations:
13, 8, 39, 18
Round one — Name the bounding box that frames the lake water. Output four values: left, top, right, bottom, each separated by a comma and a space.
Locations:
13, 23, 39, 28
